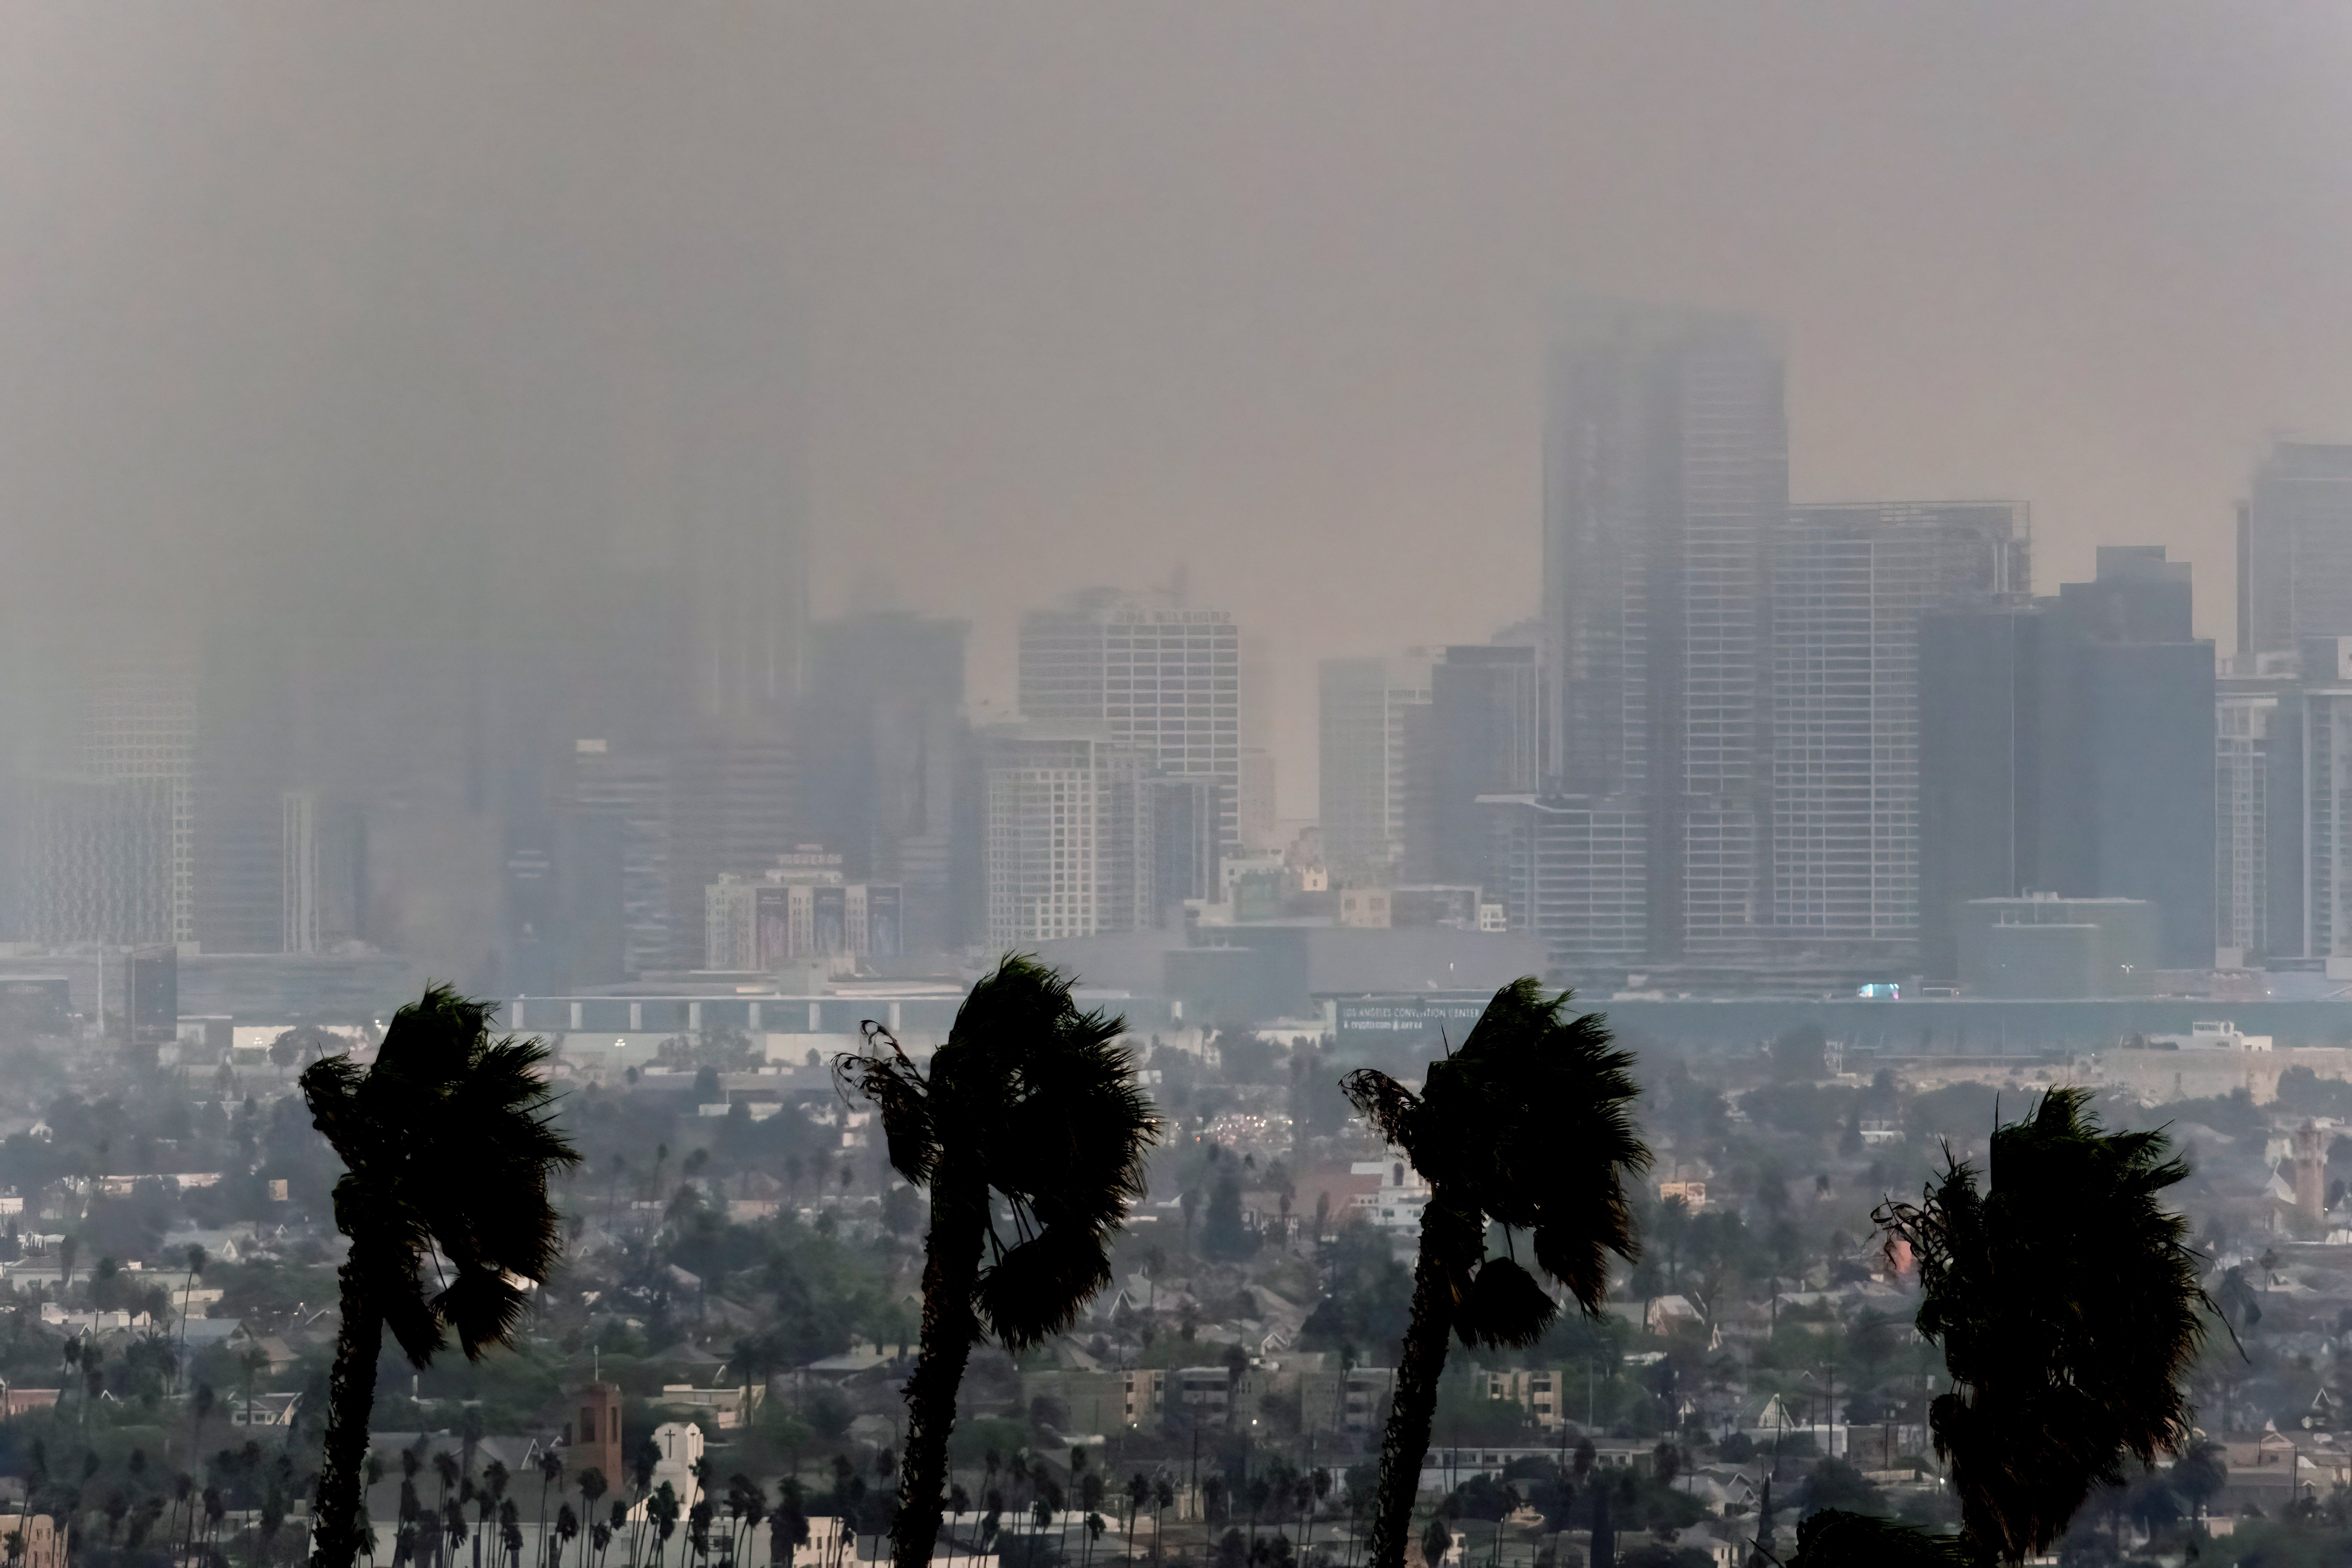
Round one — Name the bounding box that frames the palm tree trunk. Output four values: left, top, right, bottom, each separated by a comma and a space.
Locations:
313, 1257, 385, 1568
889, 1157, 988, 1568
1365, 1199, 1471, 1568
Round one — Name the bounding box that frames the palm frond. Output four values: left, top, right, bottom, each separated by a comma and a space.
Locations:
835, 1027, 941, 1186
372, 984, 495, 1085
1452, 1258, 1558, 1350
1339, 1070, 1420, 1154
300, 1056, 369, 1159
973, 1221, 1114, 1350
432, 1269, 537, 1362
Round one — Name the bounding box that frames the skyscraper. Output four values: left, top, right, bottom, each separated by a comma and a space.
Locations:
1765, 502, 2028, 958
1543, 299, 1787, 961
1481, 795, 1649, 972
2299, 646, 2352, 965
673, 735, 800, 971
1917, 606, 2045, 984
1918, 548, 2216, 980
1018, 589, 1241, 846
1318, 655, 1430, 887
2214, 653, 2301, 966
802, 612, 974, 954
84, 653, 196, 946
2243, 442, 2352, 655
567, 742, 674, 978
1412, 644, 1543, 893
980, 724, 1154, 946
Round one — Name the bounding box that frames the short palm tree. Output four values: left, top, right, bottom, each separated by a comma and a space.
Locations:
1875, 1087, 2210, 1566
1340, 978, 1648, 1568
837, 955, 1158, 1568
302, 985, 581, 1568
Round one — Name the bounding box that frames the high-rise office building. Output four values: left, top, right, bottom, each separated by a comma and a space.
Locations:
1410, 645, 1543, 893
2243, 442, 2352, 655
1917, 606, 2044, 984
2214, 653, 2302, 966
569, 742, 674, 978
801, 612, 974, 955
1318, 656, 1430, 887
2044, 548, 2216, 967
279, 791, 365, 956
1018, 590, 1241, 848
1543, 300, 1787, 961
665, 733, 800, 971
1149, 775, 1223, 924
19, 775, 174, 947
84, 654, 196, 946
1481, 795, 1648, 972
1918, 547, 2216, 980
1766, 502, 2028, 958
981, 724, 1154, 946
190, 624, 297, 955
1236, 749, 1278, 854
2300, 655, 2352, 965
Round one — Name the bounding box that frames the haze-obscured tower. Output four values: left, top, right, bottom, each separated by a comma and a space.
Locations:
24, 649, 196, 949
1411, 644, 1542, 893
1318, 656, 1430, 887
1766, 502, 2028, 960
1543, 299, 1786, 962
1018, 589, 1240, 848
1918, 606, 2045, 984
980, 724, 1154, 946
2214, 652, 2302, 966
2244, 442, 2352, 655
1919, 547, 2216, 980
801, 612, 973, 954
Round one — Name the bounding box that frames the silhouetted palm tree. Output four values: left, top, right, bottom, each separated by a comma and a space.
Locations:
1875, 1087, 2211, 1565
477, 1460, 510, 1568
1340, 978, 1648, 1568
576, 1471, 608, 1568
837, 956, 1158, 1568
178, 1244, 206, 1388
302, 985, 581, 1568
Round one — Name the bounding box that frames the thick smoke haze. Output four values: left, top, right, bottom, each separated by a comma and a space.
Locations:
4, 5, 2352, 809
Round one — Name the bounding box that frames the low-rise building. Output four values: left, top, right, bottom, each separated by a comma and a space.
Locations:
0, 1512, 65, 1568
1298, 1365, 1396, 1436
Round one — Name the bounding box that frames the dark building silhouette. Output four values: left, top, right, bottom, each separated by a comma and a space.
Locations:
1919, 547, 2215, 982
800, 612, 975, 955
1543, 299, 1787, 962
1918, 606, 2045, 984
1411, 644, 1541, 893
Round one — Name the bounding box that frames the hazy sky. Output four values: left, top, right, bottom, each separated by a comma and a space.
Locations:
6, 5, 2352, 812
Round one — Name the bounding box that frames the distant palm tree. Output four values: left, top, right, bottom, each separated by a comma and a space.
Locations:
1340, 978, 1649, 1568
178, 1245, 207, 1388
576, 1471, 609, 1568
837, 956, 1158, 1568
477, 1461, 510, 1568
301, 985, 582, 1568
191, 1379, 215, 1459
1875, 1087, 2211, 1565
539, 1452, 566, 1550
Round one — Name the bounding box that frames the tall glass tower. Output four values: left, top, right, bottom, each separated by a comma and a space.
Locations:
1542, 299, 1786, 963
